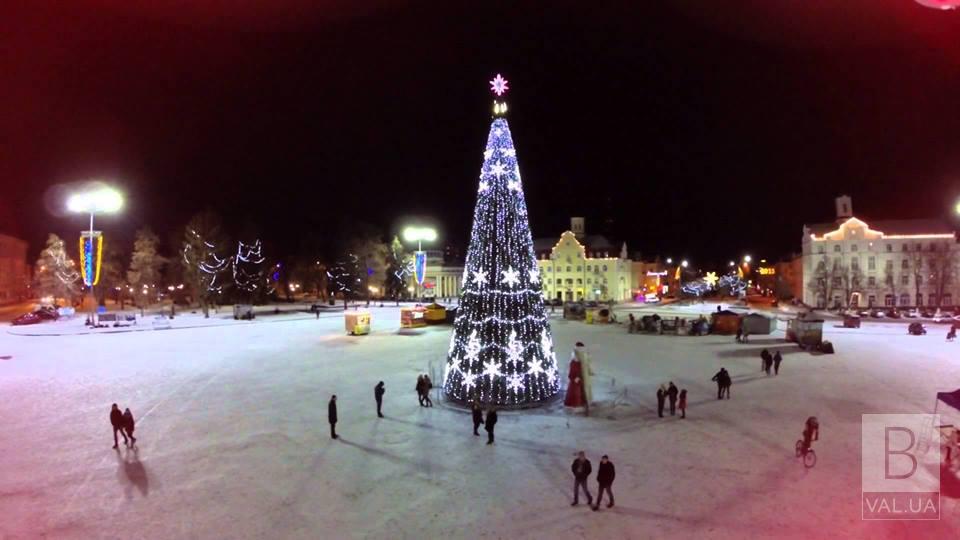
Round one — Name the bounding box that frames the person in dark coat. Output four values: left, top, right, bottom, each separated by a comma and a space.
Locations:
678, 389, 688, 419
374, 381, 385, 418
122, 407, 137, 446
761, 348, 771, 372
416, 375, 425, 406
422, 375, 434, 407
472, 400, 484, 436
571, 451, 593, 506
712, 368, 731, 399
110, 403, 128, 449
485, 407, 498, 445
656, 387, 666, 417
711, 369, 724, 400
593, 455, 615, 510
667, 382, 679, 416
773, 351, 783, 375
328, 395, 338, 439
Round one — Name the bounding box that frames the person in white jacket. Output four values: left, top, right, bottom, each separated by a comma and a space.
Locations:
574, 342, 595, 414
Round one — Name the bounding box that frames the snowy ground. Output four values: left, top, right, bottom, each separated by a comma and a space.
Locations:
1, 303, 959, 539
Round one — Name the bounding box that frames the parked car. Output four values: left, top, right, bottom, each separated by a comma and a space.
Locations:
842, 314, 861, 328
11, 312, 43, 326
904, 309, 919, 318
870, 309, 886, 319
585, 300, 599, 308
921, 308, 936, 318
886, 309, 902, 319
34, 306, 59, 320
857, 309, 871, 317
550, 298, 563, 307
908, 322, 927, 335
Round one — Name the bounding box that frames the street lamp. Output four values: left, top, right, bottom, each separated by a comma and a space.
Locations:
402, 226, 437, 300
681, 260, 689, 268
743, 254, 752, 263
67, 184, 124, 324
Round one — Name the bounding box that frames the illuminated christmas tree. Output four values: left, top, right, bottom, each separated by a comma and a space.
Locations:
443, 74, 559, 407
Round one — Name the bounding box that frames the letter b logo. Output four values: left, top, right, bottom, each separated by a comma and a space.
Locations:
884, 427, 917, 480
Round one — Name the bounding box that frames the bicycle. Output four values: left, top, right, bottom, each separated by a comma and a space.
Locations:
795, 439, 817, 468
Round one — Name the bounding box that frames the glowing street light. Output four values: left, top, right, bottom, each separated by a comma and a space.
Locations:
402, 226, 438, 299
67, 182, 124, 323
666, 257, 673, 264
743, 255, 752, 263
955, 200, 960, 216
728, 261, 735, 267
681, 260, 689, 268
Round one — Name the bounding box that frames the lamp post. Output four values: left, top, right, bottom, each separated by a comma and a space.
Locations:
67, 184, 123, 325
402, 226, 437, 301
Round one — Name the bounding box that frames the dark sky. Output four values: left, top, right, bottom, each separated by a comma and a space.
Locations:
3, 1, 960, 266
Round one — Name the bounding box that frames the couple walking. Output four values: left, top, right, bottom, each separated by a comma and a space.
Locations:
416, 374, 434, 407
656, 382, 687, 418
109, 403, 137, 449
471, 400, 498, 444
760, 349, 783, 375
571, 451, 615, 511
712, 368, 732, 399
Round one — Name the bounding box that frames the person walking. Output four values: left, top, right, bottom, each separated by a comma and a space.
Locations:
711, 369, 725, 400
374, 381, 385, 418
678, 389, 687, 419
656, 387, 666, 417
593, 455, 615, 510
485, 407, 498, 445
328, 395, 339, 439
761, 348, 771, 372
667, 382, 679, 416
422, 375, 434, 407
122, 407, 137, 447
773, 351, 783, 375
721, 369, 732, 399
472, 400, 485, 436
416, 375, 425, 406
571, 451, 593, 507
110, 403, 128, 449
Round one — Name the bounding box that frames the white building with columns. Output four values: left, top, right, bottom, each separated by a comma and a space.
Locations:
534, 217, 633, 302
801, 196, 959, 310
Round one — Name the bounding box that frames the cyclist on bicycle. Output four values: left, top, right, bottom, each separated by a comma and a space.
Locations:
802, 416, 819, 453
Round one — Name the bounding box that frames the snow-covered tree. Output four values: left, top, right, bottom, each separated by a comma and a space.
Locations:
384, 235, 409, 306
443, 75, 559, 407
127, 228, 166, 312
34, 233, 80, 304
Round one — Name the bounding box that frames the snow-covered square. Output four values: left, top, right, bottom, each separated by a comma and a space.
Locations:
1, 304, 959, 539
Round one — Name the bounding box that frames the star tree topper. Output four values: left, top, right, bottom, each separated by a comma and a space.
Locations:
490, 73, 509, 96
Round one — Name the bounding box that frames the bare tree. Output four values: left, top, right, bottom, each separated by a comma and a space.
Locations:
926, 243, 957, 308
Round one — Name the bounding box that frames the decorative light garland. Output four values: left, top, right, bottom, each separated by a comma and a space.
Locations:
79, 231, 103, 286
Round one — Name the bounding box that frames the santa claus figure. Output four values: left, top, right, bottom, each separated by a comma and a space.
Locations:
574, 341, 595, 414
564, 352, 584, 408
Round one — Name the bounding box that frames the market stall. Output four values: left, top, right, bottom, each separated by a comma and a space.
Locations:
400, 306, 427, 329
345, 311, 371, 335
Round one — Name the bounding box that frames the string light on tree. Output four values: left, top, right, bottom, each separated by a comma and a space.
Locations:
443, 73, 560, 407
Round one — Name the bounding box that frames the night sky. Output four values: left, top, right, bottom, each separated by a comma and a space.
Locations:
3, 1, 960, 266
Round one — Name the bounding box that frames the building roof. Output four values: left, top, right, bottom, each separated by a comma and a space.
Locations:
805, 218, 954, 237
533, 232, 619, 254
